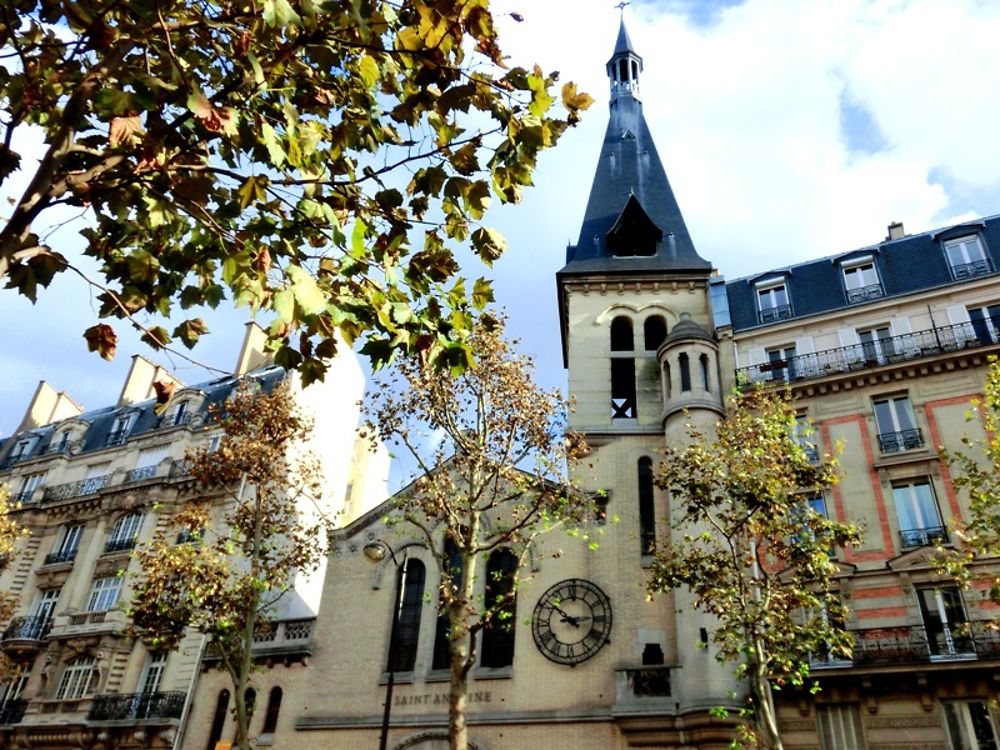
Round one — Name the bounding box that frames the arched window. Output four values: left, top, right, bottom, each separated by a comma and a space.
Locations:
638, 457, 656, 555
388, 558, 425, 672
679, 353, 692, 392
207, 690, 230, 750
243, 687, 257, 720
432, 539, 464, 670
663, 362, 671, 400
610, 317, 634, 351
262, 687, 283, 734
644, 316, 667, 351
700, 354, 710, 392
481, 549, 518, 668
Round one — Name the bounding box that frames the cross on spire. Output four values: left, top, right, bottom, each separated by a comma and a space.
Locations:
615, 1, 630, 15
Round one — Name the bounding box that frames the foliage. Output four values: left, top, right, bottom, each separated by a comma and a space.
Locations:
0, 0, 592, 381
127, 382, 324, 750
0, 484, 28, 677
937, 356, 1000, 604
646, 386, 862, 750
363, 316, 592, 750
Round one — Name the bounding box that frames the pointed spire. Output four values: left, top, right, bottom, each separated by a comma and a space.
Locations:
606, 16, 643, 102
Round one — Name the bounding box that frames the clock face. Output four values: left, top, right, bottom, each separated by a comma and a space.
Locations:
531, 578, 612, 666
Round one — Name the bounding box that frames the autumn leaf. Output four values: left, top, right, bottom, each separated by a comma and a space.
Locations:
84, 323, 118, 360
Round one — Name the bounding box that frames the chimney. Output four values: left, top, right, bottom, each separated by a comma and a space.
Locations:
887, 221, 905, 241
235, 322, 273, 376
18, 381, 84, 431
118, 355, 184, 406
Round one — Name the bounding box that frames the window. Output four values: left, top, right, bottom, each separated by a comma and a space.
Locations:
207, 690, 230, 750
207, 432, 223, 452
388, 559, 425, 672
968, 303, 1000, 345
610, 316, 637, 419
944, 700, 999, 750
48, 524, 83, 564
944, 235, 991, 280
56, 656, 96, 700
756, 282, 791, 323
82, 462, 112, 495
262, 687, 283, 734
699, 354, 710, 392
31, 588, 60, 627
795, 415, 819, 463
50, 430, 71, 454
8, 436, 37, 464
15, 471, 46, 504
432, 539, 465, 670
842, 260, 883, 303
139, 652, 167, 695
480, 549, 517, 669
130, 445, 170, 482
678, 353, 691, 392
643, 316, 667, 351
873, 396, 922, 452
637, 457, 656, 555
858, 325, 896, 365
817, 704, 866, 750
918, 587, 973, 658
106, 512, 143, 553
86, 576, 122, 612
892, 480, 945, 549
765, 345, 796, 381
106, 413, 135, 447
168, 401, 189, 427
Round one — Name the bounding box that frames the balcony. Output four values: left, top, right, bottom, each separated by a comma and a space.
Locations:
951, 258, 993, 280
123, 465, 156, 484
623, 666, 671, 697
1, 616, 51, 656
43, 548, 78, 566
88, 691, 186, 722
42, 474, 110, 504
759, 304, 792, 324
900, 525, 948, 549
737, 321, 993, 386
0, 699, 27, 725
877, 428, 924, 453
10, 489, 39, 506
103, 537, 137, 555
846, 283, 884, 304
204, 618, 316, 666
813, 622, 1000, 669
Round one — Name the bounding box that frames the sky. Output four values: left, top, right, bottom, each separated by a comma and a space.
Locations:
3, 0, 1000, 474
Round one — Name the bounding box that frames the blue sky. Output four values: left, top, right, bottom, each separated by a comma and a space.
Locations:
4, 0, 1000, 485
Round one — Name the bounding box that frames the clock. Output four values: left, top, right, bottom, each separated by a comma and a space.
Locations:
531, 578, 612, 666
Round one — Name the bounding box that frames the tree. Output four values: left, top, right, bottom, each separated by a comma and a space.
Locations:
0, 484, 28, 681
127, 381, 325, 750
1, 0, 592, 380
363, 317, 592, 750
646, 386, 862, 750
937, 356, 1000, 606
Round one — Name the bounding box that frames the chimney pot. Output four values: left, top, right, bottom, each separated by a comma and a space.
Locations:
887, 221, 905, 241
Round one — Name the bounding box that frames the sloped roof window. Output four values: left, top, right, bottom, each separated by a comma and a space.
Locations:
606, 195, 661, 257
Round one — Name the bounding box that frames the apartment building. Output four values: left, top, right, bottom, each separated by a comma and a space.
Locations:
0, 325, 388, 750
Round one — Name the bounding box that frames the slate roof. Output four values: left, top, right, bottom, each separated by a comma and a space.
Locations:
0, 365, 286, 469
559, 21, 712, 277
724, 216, 1000, 333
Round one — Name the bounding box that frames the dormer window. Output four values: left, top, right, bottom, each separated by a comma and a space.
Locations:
944, 235, 992, 280
49, 430, 71, 455
167, 401, 189, 427
755, 280, 791, 324
841, 257, 883, 303
8, 436, 38, 465
106, 413, 135, 447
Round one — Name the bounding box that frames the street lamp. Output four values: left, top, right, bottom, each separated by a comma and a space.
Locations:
363, 540, 408, 750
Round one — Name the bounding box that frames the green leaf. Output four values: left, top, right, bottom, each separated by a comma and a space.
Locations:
287, 265, 326, 316
470, 227, 507, 265
237, 175, 269, 209
173, 318, 209, 349
273, 288, 295, 324
359, 54, 379, 88
260, 122, 286, 167
472, 278, 493, 310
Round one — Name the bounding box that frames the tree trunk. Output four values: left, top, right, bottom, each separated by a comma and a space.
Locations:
750, 641, 783, 750
447, 599, 470, 750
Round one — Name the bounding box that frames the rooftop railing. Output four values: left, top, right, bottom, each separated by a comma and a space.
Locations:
846, 283, 884, 304
951, 258, 993, 280
759, 304, 792, 324
738, 321, 993, 386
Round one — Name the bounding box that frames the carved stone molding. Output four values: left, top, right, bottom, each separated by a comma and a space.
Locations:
865, 714, 942, 728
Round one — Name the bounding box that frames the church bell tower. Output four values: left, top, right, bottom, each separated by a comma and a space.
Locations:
556, 15, 737, 738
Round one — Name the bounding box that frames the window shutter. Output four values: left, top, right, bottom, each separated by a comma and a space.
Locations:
135, 445, 171, 469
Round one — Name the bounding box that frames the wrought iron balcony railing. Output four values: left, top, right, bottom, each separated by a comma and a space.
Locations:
900, 525, 948, 549
0, 699, 27, 725
124, 465, 157, 484
103, 537, 137, 554
105, 429, 129, 447
11, 488, 39, 505
951, 258, 993, 280
157, 412, 191, 429
759, 304, 792, 324
2, 616, 52, 642
88, 691, 186, 721
812, 622, 1000, 669
846, 283, 884, 304
877, 428, 924, 453
738, 321, 992, 385
43, 548, 78, 566
42, 474, 110, 503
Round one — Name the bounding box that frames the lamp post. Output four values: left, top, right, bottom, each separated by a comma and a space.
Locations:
363, 540, 408, 750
